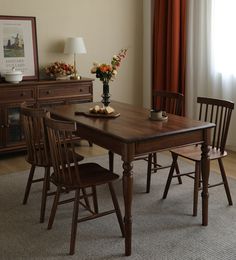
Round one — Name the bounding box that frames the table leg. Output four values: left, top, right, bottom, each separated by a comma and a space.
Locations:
109, 150, 114, 172
201, 141, 210, 226
122, 161, 133, 256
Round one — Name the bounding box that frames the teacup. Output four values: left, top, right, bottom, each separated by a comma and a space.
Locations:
150, 109, 163, 120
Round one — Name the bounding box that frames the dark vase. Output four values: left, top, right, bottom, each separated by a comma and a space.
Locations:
101, 82, 111, 107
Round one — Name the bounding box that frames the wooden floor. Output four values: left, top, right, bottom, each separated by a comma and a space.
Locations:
0, 141, 107, 176
0, 142, 236, 179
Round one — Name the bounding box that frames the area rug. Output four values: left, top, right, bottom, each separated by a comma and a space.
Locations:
1, 153, 236, 260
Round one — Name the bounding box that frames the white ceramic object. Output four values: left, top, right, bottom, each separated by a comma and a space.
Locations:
150, 109, 163, 120
5, 67, 23, 83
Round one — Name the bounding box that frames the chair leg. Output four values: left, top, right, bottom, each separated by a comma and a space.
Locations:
92, 186, 98, 214
81, 188, 91, 211
162, 153, 178, 199
153, 153, 158, 173
70, 189, 80, 255
193, 162, 200, 216
108, 183, 125, 237
146, 153, 153, 193
174, 160, 183, 184
48, 186, 61, 230
218, 158, 233, 206
198, 169, 202, 188
109, 150, 114, 172
40, 166, 50, 223
22, 165, 36, 204
46, 178, 51, 191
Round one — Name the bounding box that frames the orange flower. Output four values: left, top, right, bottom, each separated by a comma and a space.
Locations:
100, 64, 112, 72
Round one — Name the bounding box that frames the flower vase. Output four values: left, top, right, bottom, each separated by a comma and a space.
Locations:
101, 82, 111, 107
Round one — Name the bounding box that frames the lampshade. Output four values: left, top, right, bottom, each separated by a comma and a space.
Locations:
64, 37, 87, 54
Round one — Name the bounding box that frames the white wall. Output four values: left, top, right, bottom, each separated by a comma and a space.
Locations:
1, 0, 143, 105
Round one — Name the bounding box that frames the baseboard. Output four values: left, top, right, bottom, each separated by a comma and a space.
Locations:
226, 145, 236, 152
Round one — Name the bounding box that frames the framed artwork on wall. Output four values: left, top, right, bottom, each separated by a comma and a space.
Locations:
0, 15, 39, 80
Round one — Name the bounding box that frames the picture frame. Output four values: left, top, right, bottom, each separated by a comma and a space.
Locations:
0, 15, 39, 81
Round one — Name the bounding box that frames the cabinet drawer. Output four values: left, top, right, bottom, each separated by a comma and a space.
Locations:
38, 84, 91, 101
0, 87, 35, 103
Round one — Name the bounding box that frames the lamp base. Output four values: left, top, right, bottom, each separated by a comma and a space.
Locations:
70, 75, 81, 80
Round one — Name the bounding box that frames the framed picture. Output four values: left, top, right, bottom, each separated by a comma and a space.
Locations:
0, 15, 39, 80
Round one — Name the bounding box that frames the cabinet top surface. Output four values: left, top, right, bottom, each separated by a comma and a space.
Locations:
0, 77, 94, 88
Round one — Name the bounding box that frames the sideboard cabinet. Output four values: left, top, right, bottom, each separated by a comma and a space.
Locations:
0, 78, 93, 154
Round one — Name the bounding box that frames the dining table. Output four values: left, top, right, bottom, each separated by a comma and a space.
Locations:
48, 101, 215, 256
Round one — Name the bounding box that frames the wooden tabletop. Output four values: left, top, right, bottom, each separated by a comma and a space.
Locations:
49, 101, 215, 143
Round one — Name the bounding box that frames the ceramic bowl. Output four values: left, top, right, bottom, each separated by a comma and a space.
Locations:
5, 68, 23, 83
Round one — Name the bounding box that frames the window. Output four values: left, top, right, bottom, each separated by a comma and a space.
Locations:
211, 0, 236, 76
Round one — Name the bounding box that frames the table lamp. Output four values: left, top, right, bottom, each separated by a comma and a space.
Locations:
64, 37, 87, 79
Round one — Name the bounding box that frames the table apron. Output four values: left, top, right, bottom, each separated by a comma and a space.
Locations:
78, 127, 207, 160
135, 130, 205, 155
76, 127, 128, 155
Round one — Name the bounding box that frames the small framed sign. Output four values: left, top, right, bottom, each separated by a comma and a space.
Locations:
0, 15, 39, 80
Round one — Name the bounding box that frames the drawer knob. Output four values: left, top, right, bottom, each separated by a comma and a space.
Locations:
46, 90, 51, 94
20, 92, 25, 97
79, 89, 83, 92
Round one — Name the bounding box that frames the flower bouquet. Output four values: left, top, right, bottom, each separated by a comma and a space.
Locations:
91, 48, 127, 84
90, 48, 127, 109
45, 61, 74, 80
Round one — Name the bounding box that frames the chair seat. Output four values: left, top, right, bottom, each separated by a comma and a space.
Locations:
51, 163, 119, 188
170, 145, 228, 162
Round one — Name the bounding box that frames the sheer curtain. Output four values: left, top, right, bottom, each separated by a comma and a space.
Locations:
186, 0, 236, 150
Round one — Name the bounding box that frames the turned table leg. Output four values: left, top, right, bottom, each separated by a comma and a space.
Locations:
201, 138, 210, 226
122, 161, 133, 256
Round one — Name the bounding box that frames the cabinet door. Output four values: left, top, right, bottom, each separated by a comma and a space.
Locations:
4, 105, 25, 147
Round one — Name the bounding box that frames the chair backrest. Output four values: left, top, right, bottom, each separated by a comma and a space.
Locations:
44, 116, 80, 186
152, 90, 184, 115
21, 103, 50, 166
197, 97, 234, 153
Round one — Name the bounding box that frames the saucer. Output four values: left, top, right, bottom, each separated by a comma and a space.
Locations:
149, 115, 168, 121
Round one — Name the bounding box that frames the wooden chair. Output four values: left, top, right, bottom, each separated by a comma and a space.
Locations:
152, 90, 184, 115
108, 91, 184, 193
44, 116, 124, 255
143, 90, 184, 193
21, 103, 84, 223
163, 97, 234, 216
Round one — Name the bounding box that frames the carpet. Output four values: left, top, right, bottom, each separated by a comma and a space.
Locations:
1, 153, 236, 260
